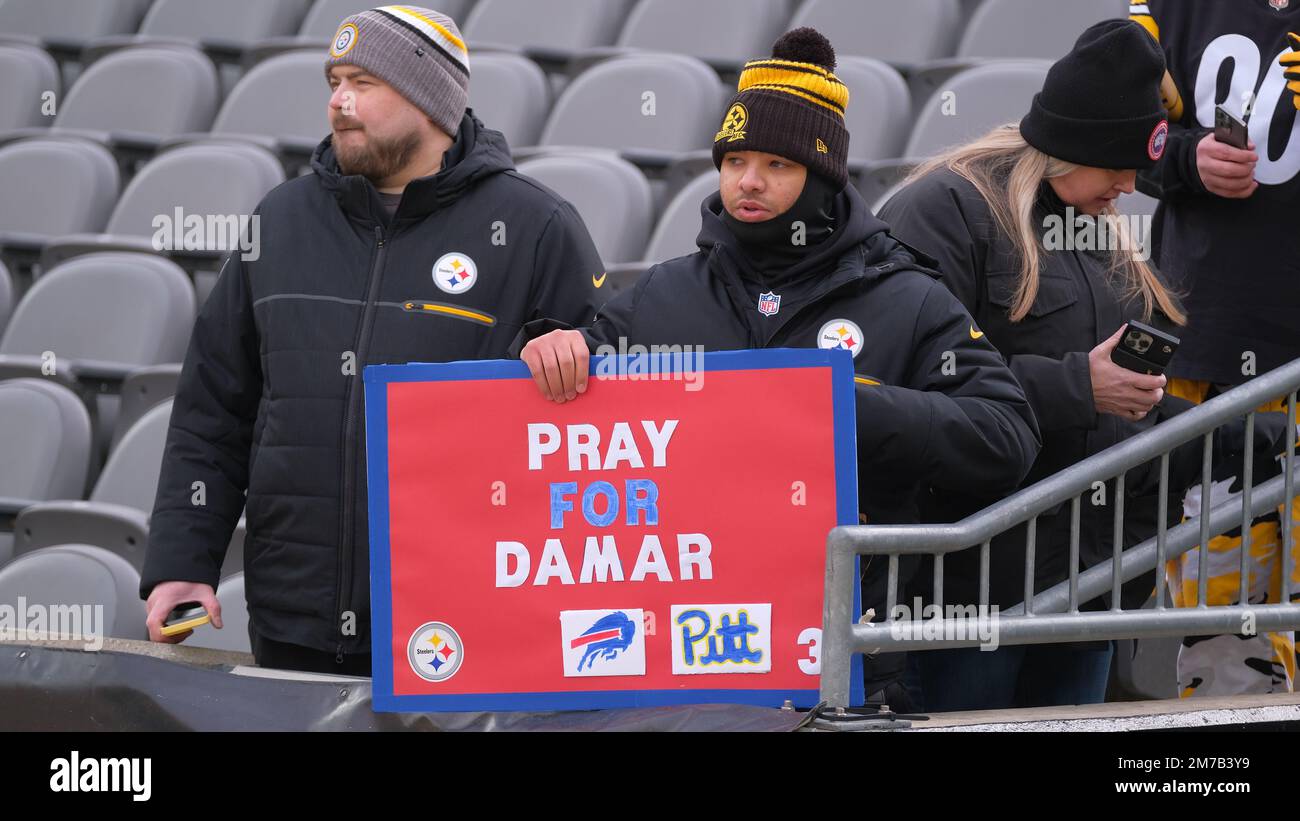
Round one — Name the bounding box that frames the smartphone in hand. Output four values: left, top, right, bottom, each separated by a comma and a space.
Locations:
161, 602, 211, 637
1214, 104, 1249, 149
1111, 320, 1180, 376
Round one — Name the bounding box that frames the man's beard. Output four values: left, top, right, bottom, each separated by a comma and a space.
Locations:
332, 125, 423, 182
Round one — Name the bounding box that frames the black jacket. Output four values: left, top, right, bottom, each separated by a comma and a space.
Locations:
1133, 0, 1300, 385
880, 167, 1287, 610
551, 184, 1042, 532
141, 114, 604, 655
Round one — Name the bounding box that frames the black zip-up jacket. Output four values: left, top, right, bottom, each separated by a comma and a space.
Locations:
549, 183, 1042, 531
140, 113, 604, 655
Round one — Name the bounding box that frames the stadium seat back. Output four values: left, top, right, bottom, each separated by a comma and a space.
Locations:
0, 137, 119, 238
139, 0, 309, 42
836, 56, 911, 162
515, 153, 653, 266
213, 51, 331, 143
0, 545, 147, 640
645, 170, 717, 263
905, 61, 1050, 157
463, 0, 632, 51
0, 261, 10, 334
0, 252, 195, 367
958, 0, 1131, 59
468, 52, 550, 149
91, 399, 172, 512
540, 53, 725, 154
0, 43, 60, 130
105, 142, 285, 240
0, 0, 148, 42
790, 0, 962, 63
0, 379, 91, 503
55, 46, 219, 137
617, 0, 788, 65
301, 0, 478, 37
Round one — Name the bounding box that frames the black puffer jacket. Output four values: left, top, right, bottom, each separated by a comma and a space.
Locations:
141, 113, 604, 655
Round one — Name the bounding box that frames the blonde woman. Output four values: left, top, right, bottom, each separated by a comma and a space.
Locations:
879, 19, 1291, 711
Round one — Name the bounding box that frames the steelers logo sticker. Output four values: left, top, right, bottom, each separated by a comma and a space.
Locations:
818, 319, 864, 358
433, 252, 477, 295
330, 23, 358, 57
408, 622, 464, 683
714, 102, 749, 144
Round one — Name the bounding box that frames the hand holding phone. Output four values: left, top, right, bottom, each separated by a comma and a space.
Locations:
1214, 104, 1249, 149
160, 602, 212, 637
1110, 320, 1180, 376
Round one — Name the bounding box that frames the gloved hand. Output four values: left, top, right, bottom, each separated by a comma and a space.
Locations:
1282, 32, 1300, 111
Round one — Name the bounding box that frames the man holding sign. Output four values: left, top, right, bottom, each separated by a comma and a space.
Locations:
520, 28, 1042, 703
522, 28, 1040, 529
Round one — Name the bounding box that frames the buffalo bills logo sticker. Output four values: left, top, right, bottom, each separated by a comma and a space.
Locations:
407, 621, 464, 682
434, 252, 477, 295
560, 609, 646, 677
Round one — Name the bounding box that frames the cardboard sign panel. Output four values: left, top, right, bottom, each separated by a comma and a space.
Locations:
364, 349, 861, 712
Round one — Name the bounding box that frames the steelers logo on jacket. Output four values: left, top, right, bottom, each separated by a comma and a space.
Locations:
817, 319, 864, 358
433, 252, 477, 294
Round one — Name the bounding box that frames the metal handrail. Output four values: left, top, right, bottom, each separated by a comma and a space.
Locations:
820, 357, 1300, 708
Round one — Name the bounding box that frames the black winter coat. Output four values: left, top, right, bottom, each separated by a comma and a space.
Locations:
141, 114, 604, 655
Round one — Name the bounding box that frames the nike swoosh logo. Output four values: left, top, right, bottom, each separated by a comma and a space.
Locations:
969, 325, 984, 340
593, 272, 607, 289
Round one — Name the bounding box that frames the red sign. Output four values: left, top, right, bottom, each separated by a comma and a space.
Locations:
364, 349, 861, 711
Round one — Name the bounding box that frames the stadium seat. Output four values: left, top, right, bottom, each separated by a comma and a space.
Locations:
516, 153, 653, 266
789, 0, 963, 66
910, 0, 1128, 99
836, 57, 912, 164
0, 260, 10, 335
12, 400, 173, 571
209, 51, 331, 171
536, 53, 726, 168
0, 43, 59, 131
615, 0, 789, 69
186, 572, 252, 653
0, 136, 120, 283
112, 364, 182, 451
0, 544, 148, 640
469, 53, 550, 150
0, 252, 194, 457
302, 0, 477, 38
0, 0, 151, 53
0, 378, 92, 565
18, 45, 221, 171
40, 141, 284, 275
602, 169, 717, 292
858, 61, 1050, 205
464, 0, 633, 61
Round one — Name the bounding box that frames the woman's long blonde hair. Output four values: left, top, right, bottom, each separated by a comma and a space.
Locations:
906, 124, 1185, 325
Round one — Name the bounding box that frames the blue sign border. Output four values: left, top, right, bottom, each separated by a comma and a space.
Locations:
363, 348, 863, 713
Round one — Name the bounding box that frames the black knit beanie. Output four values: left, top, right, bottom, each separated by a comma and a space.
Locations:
1019, 18, 1169, 169
712, 27, 851, 189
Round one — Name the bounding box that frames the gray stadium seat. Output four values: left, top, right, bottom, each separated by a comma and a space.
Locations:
645, 170, 717, 263
302, 0, 477, 37
186, 572, 251, 652
516, 153, 653, 266
12, 400, 173, 571
789, 0, 962, 65
0, 253, 194, 457
464, 0, 632, 55
135, 0, 308, 44
0, 137, 119, 282
41, 141, 284, 273
210, 51, 330, 167
910, 0, 1128, 99
857, 61, 1050, 204
0, 260, 10, 335
112, 364, 182, 451
469, 53, 550, 149
0, 378, 91, 565
616, 0, 789, 68
47, 45, 220, 155
836, 57, 911, 164
0, 544, 147, 640
0, 0, 150, 48
0, 43, 59, 131
538, 53, 726, 164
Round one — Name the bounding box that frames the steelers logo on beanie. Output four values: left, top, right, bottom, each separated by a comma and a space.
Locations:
712, 27, 851, 189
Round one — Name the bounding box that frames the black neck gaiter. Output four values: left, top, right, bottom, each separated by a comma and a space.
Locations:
721, 173, 840, 283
